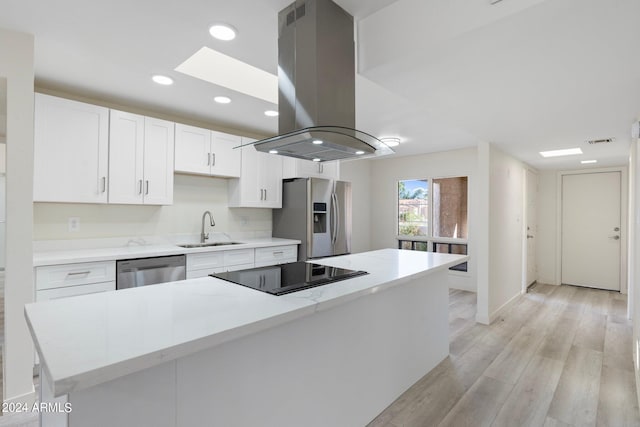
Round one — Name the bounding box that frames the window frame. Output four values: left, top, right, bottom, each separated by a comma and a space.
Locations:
396, 175, 469, 270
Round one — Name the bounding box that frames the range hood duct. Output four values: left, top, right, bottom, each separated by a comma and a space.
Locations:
249, 0, 393, 162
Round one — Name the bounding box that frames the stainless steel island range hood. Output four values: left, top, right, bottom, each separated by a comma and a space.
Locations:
249, 0, 393, 162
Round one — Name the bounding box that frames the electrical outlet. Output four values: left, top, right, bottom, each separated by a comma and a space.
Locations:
68, 217, 80, 232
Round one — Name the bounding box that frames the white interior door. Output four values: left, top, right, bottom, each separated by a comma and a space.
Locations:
561, 171, 621, 290
525, 169, 537, 287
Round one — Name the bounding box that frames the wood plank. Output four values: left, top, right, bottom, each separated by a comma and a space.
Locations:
491, 355, 564, 427
536, 314, 579, 362
603, 319, 634, 372
597, 365, 640, 426
484, 326, 545, 385
547, 345, 603, 427
438, 375, 513, 427
542, 416, 572, 427
572, 311, 606, 352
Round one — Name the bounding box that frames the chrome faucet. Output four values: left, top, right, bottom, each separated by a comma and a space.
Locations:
201, 211, 215, 243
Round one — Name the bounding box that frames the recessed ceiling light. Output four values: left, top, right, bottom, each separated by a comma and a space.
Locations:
380, 137, 401, 147
539, 148, 583, 158
581, 160, 598, 164
209, 24, 237, 41
312, 158, 321, 162
214, 96, 231, 104
264, 110, 279, 117
355, 151, 365, 155
312, 139, 323, 145
269, 150, 278, 154
152, 75, 173, 85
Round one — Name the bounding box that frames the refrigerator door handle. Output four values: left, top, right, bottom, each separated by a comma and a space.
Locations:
331, 192, 339, 245
334, 192, 340, 246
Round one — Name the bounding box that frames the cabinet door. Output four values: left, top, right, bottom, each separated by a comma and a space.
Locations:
261, 152, 283, 208
228, 138, 282, 208
282, 157, 339, 180
108, 110, 144, 204
228, 139, 261, 207
34, 93, 109, 203
174, 124, 211, 175
143, 117, 175, 205
210, 131, 241, 178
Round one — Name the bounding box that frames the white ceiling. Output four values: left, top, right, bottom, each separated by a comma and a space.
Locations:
0, 0, 638, 169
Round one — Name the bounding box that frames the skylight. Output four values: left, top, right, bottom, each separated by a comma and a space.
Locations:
175, 47, 278, 104
539, 148, 583, 158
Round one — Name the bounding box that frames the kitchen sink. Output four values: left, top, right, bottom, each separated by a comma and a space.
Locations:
177, 242, 242, 248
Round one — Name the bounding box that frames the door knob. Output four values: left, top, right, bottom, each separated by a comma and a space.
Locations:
609, 235, 620, 240
614, 227, 620, 232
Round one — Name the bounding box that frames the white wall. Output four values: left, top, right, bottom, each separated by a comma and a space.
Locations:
486, 145, 525, 322
537, 171, 558, 284
368, 147, 478, 292
0, 28, 35, 404
630, 138, 640, 410
339, 159, 372, 253
34, 175, 272, 240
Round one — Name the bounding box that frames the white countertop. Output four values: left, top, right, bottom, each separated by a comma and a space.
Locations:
25, 249, 468, 397
33, 237, 300, 266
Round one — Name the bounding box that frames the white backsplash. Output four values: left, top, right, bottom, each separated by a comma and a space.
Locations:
33, 174, 272, 241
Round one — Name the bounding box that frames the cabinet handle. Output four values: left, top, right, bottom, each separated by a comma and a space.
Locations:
101, 177, 106, 193
212, 153, 216, 166
273, 251, 284, 256
264, 189, 267, 200
260, 189, 264, 200
67, 271, 91, 277
207, 153, 211, 166
138, 179, 143, 195
145, 180, 149, 195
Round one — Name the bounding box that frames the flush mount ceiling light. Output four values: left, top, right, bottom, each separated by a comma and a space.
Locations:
355, 151, 365, 155
214, 96, 231, 104
312, 158, 321, 162
269, 150, 278, 154
152, 75, 174, 85
312, 139, 323, 145
581, 160, 598, 164
539, 148, 583, 158
209, 24, 237, 41
380, 137, 401, 147
264, 110, 279, 117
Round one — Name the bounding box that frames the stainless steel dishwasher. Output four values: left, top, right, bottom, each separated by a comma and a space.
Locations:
116, 255, 186, 290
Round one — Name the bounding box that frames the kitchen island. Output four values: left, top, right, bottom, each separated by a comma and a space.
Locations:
25, 249, 467, 427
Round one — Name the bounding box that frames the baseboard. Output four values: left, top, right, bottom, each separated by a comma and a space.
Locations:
488, 292, 521, 324
3, 389, 36, 407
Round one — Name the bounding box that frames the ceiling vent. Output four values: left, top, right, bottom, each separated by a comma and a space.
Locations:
587, 138, 615, 145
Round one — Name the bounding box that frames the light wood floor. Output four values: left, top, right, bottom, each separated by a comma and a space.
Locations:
368, 284, 640, 427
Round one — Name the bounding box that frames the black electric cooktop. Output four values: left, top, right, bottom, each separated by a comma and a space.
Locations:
211, 261, 368, 296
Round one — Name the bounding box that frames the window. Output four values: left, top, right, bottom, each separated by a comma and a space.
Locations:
398, 179, 428, 237
397, 176, 469, 272
433, 177, 468, 239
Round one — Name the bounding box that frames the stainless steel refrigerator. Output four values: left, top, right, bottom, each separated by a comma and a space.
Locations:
273, 178, 352, 260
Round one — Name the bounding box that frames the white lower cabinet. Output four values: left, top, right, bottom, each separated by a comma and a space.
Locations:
34, 261, 116, 366
254, 245, 297, 267
186, 245, 297, 279
35, 261, 116, 292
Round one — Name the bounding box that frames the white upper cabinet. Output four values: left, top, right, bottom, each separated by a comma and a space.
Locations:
228, 138, 283, 208
174, 124, 241, 178
142, 117, 175, 205
282, 157, 340, 180
108, 110, 174, 205
34, 93, 109, 203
